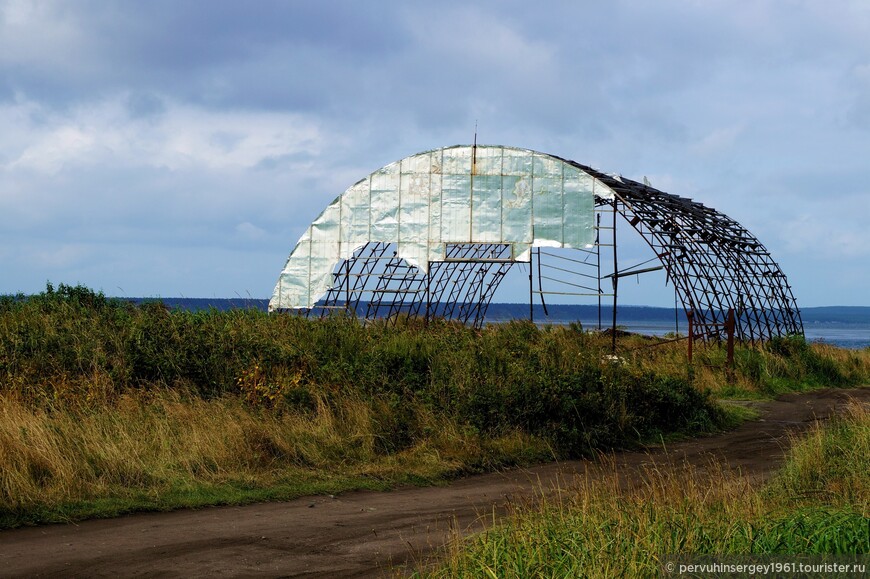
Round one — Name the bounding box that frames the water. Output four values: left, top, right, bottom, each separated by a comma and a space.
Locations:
137, 298, 870, 350
486, 306, 870, 350
803, 323, 870, 350
543, 318, 870, 350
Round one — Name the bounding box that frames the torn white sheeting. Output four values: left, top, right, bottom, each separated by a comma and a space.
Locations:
270, 145, 614, 310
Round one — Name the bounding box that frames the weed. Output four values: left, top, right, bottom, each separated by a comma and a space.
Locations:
418, 401, 870, 577
1, 285, 868, 527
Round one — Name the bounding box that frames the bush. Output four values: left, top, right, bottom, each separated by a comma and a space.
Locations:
4, 284, 866, 456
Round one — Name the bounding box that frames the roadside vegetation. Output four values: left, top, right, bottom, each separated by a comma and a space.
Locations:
420, 400, 870, 577
1, 284, 868, 528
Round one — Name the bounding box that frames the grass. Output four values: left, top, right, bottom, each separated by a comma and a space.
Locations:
417, 400, 870, 577
1, 284, 869, 528
0, 388, 551, 528
766, 400, 870, 512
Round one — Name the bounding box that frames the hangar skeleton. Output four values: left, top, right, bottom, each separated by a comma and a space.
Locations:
270, 145, 802, 342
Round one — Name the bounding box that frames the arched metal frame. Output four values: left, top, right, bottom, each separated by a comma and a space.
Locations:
291, 149, 802, 341
314, 242, 515, 328
568, 161, 802, 342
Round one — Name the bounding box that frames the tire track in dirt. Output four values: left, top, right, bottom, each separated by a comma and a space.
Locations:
1, 387, 867, 578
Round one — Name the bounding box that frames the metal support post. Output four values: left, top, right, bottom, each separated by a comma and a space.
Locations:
726, 307, 735, 367
687, 309, 694, 363
425, 262, 431, 326
611, 201, 618, 354
529, 251, 534, 323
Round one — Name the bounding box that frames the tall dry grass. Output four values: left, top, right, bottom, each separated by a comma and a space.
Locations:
766, 399, 870, 512
2, 285, 868, 528
420, 400, 870, 577
0, 388, 550, 526
620, 333, 870, 398
0, 286, 727, 456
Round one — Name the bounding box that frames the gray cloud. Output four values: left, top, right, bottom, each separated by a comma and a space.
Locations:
1, 0, 869, 305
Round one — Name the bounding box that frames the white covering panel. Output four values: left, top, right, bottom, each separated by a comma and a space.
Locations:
472, 174, 502, 242
440, 173, 471, 243
502, 174, 532, 244
562, 167, 595, 248
270, 145, 615, 310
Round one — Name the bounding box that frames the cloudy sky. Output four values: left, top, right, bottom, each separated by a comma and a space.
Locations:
1, 0, 868, 306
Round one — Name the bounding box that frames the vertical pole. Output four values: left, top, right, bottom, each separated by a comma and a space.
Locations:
687, 309, 694, 363
425, 261, 431, 327
611, 201, 618, 354
597, 213, 602, 331
344, 259, 351, 314
674, 287, 679, 335
470, 130, 477, 241
529, 250, 534, 323
726, 307, 735, 367
535, 247, 549, 317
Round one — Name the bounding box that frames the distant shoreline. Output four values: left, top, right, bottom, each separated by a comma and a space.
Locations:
121, 298, 870, 325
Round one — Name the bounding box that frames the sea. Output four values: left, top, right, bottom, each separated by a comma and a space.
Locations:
135, 298, 870, 350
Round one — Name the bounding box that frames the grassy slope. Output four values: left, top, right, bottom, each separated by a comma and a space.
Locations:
420, 401, 870, 578
0, 390, 550, 528
1, 285, 869, 528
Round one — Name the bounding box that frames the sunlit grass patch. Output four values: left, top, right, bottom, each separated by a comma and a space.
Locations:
1, 284, 868, 528
0, 389, 555, 528
417, 400, 870, 578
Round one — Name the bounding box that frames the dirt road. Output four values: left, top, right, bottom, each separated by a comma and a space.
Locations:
1, 387, 867, 578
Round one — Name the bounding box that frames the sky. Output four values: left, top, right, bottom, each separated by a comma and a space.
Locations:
1, 0, 869, 307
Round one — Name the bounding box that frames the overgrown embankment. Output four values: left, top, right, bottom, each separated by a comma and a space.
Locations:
0, 285, 868, 527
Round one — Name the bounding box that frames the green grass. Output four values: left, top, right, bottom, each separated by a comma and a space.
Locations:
0, 389, 553, 529
1, 284, 730, 456
1, 473, 403, 529
765, 400, 870, 511
417, 400, 870, 578
1, 284, 869, 528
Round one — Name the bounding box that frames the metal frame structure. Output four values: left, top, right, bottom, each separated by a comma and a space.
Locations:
315, 241, 515, 328
278, 146, 802, 342
566, 161, 802, 342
